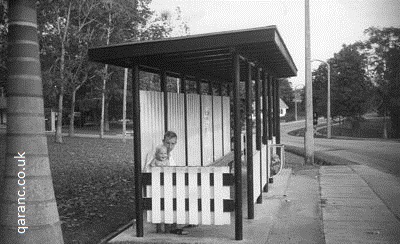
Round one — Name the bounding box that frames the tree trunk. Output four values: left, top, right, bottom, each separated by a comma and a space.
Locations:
100, 64, 107, 138
55, 2, 71, 143
55, 37, 65, 142
383, 106, 388, 139
100, 9, 111, 138
55, 84, 64, 143
69, 74, 88, 137
104, 97, 110, 132
0, 1, 64, 243
69, 89, 77, 137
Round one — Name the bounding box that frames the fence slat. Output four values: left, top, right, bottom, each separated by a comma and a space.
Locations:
201, 167, 211, 225
176, 167, 186, 224
146, 185, 152, 222
163, 167, 174, 223
213, 167, 224, 225
188, 167, 199, 225
151, 167, 161, 223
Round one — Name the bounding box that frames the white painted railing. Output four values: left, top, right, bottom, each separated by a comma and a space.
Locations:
143, 166, 234, 225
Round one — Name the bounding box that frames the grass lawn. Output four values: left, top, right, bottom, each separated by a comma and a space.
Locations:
288, 116, 394, 139
47, 136, 135, 244
319, 117, 393, 139
0, 130, 135, 243
62, 122, 133, 136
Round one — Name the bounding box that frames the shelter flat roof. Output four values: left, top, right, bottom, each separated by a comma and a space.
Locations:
88, 26, 297, 81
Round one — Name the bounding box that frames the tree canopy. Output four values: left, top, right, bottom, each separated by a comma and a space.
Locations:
311, 26, 400, 137
312, 43, 373, 119
279, 78, 294, 109
0, 0, 190, 140
360, 27, 400, 137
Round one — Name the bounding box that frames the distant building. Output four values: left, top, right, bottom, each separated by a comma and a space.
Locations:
280, 98, 288, 117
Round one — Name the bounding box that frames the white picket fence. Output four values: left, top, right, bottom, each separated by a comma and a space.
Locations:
143, 166, 233, 225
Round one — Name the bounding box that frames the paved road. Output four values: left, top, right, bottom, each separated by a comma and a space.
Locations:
281, 120, 400, 177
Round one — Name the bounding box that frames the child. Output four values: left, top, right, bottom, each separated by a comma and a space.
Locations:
271, 154, 281, 175
149, 145, 169, 168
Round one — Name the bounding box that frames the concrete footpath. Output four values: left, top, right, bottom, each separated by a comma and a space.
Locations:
320, 165, 400, 244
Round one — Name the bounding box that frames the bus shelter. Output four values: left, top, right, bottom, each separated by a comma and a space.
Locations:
88, 26, 297, 241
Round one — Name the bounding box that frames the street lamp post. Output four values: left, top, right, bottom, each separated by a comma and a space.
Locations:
293, 84, 304, 121
311, 59, 331, 139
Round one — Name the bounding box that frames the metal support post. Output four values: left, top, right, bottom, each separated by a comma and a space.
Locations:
255, 68, 263, 204
182, 75, 188, 166
232, 52, 243, 241
262, 71, 269, 192
132, 64, 143, 237
274, 78, 281, 155
246, 62, 254, 219
268, 75, 274, 140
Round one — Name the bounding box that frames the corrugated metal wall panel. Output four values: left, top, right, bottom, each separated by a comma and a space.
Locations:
187, 94, 201, 166
167, 93, 186, 166
140, 91, 231, 168
222, 96, 231, 155
140, 91, 165, 168
213, 96, 223, 160
202, 95, 213, 165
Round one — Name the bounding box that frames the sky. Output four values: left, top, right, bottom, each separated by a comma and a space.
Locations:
149, 0, 400, 88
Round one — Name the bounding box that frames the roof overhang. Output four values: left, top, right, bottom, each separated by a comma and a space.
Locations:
88, 26, 297, 82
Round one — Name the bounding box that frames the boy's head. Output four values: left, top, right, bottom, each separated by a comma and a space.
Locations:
155, 145, 168, 161
163, 131, 177, 153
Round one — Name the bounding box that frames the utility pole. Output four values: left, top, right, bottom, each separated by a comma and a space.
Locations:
305, 0, 314, 164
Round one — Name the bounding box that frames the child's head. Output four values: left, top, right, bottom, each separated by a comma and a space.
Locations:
272, 154, 280, 163
155, 145, 168, 161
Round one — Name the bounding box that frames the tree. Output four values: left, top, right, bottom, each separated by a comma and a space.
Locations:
0, 0, 64, 243
313, 43, 373, 124
93, 0, 157, 137
361, 27, 400, 138
38, 0, 74, 143
279, 78, 293, 110
93, 1, 190, 137
65, 0, 99, 137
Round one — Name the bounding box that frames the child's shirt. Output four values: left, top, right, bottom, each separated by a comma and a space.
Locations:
149, 158, 170, 168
